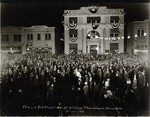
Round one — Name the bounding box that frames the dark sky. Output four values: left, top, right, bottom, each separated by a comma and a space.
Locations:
1, 1, 150, 31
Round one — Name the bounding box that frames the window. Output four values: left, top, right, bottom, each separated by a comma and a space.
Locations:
69, 30, 78, 38
87, 31, 100, 39
137, 30, 145, 36
141, 45, 144, 48
14, 34, 21, 41
141, 30, 144, 36
2, 35, 9, 42
92, 20, 95, 23
45, 34, 51, 40
37, 34, 41, 40
87, 17, 101, 23
115, 34, 119, 37
110, 29, 120, 41
110, 33, 119, 37
69, 17, 77, 24
137, 45, 140, 49
110, 43, 118, 53
110, 20, 114, 23
110, 16, 120, 23
1, 46, 11, 50
110, 29, 120, 37
110, 34, 114, 37
145, 45, 148, 48
110, 34, 119, 37
69, 43, 78, 54
138, 30, 140, 36
105, 50, 110, 53
27, 34, 33, 41
115, 20, 119, 23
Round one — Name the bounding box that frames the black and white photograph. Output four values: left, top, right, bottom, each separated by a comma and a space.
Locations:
0, 0, 150, 116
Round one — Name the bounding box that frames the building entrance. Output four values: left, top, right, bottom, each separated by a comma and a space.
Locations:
69, 43, 78, 54
110, 43, 118, 54
90, 45, 97, 55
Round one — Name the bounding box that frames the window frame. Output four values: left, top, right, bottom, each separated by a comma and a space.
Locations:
14, 34, 21, 42
45, 33, 51, 40
37, 34, 41, 40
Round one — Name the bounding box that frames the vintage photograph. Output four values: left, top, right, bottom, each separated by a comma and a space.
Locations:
0, 0, 150, 116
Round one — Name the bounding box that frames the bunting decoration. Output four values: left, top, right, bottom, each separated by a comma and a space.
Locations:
38, 47, 43, 50
67, 23, 77, 29
69, 37, 78, 42
110, 23, 120, 29
111, 37, 118, 41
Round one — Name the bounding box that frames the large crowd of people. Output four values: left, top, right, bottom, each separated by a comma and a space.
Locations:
0, 52, 149, 116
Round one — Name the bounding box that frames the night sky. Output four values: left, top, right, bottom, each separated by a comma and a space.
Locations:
1, 1, 150, 32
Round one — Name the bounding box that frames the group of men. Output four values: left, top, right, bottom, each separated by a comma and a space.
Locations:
0, 52, 149, 115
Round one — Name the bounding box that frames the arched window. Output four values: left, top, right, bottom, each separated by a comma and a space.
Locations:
87, 31, 100, 39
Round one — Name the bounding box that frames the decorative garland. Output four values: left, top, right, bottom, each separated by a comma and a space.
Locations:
69, 37, 78, 42
67, 23, 77, 30
111, 37, 118, 41
38, 47, 43, 50
110, 23, 120, 29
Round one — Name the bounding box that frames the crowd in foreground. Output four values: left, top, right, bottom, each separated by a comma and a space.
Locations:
0, 52, 149, 116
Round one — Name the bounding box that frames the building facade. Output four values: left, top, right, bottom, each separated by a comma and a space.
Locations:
126, 20, 149, 55
63, 6, 125, 54
1, 25, 62, 54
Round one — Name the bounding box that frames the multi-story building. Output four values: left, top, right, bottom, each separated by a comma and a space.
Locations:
126, 20, 149, 55
63, 6, 125, 54
1, 25, 62, 54
1, 26, 24, 54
